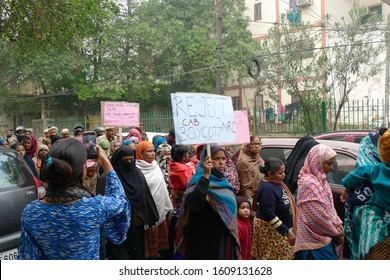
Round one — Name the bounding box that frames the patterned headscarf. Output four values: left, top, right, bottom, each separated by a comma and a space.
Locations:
156, 143, 172, 190
296, 144, 343, 259
299, 144, 336, 182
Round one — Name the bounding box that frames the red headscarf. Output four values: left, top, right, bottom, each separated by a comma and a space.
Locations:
25, 135, 38, 158
136, 141, 154, 160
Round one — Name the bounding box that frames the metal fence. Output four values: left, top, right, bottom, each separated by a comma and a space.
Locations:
51, 112, 174, 135
254, 99, 388, 135
46, 99, 388, 137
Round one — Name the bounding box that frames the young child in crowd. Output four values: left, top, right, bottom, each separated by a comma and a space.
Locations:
236, 196, 252, 260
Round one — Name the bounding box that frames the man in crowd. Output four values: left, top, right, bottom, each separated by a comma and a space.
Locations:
97, 127, 117, 142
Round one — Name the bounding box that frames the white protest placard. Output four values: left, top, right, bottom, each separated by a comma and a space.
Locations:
101, 101, 140, 127
171, 92, 236, 145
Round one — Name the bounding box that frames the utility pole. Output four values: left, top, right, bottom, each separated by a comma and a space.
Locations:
385, 14, 390, 127
216, 0, 223, 95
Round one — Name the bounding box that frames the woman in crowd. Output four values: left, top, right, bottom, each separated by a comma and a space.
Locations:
17, 138, 131, 259
342, 128, 390, 259
294, 144, 344, 260
33, 144, 49, 179
224, 145, 240, 195
110, 139, 122, 157
236, 135, 264, 209
98, 139, 111, 157
340, 129, 382, 259
127, 128, 142, 142
252, 158, 296, 260
22, 134, 38, 159
284, 136, 319, 195
153, 137, 167, 151
136, 141, 173, 259
104, 146, 159, 259
14, 143, 38, 178
156, 143, 172, 194
168, 145, 195, 256
176, 145, 240, 260
0, 139, 9, 147
122, 136, 139, 150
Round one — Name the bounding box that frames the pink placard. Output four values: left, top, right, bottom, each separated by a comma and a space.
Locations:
233, 110, 250, 144
217, 110, 250, 145
101, 101, 140, 127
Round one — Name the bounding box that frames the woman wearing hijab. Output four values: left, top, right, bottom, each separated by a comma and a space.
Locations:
127, 128, 142, 142
33, 144, 49, 179
295, 144, 344, 260
110, 140, 122, 157
224, 147, 240, 195
342, 128, 390, 259
153, 137, 167, 152
156, 143, 172, 193
98, 139, 111, 157
284, 136, 319, 195
104, 146, 159, 260
175, 145, 240, 260
136, 141, 173, 259
339, 130, 381, 259
122, 136, 139, 150
22, 135, 38, 159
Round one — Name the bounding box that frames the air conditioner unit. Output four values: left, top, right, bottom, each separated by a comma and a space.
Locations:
296, 0, 312, 8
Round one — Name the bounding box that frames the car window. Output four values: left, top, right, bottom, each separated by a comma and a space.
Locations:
0, 153, 34, 191
326, 153, 356, 185
326, 136, 345, 141
353, 137, 364, 144
260, 148, 292, 164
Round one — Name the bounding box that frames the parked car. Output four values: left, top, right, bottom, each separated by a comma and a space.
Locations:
0, 147, 43, 260
313, 130, 372, 143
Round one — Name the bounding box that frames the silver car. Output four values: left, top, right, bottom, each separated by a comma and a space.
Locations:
0, 147, 42, 260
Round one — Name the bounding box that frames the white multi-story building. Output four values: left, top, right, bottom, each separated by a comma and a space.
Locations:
225, 0, 389, 116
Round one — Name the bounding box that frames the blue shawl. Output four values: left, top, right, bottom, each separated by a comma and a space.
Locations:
176, 145, 239, 258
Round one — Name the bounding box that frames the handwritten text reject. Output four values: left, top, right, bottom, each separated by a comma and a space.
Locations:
171, 93, 236, 145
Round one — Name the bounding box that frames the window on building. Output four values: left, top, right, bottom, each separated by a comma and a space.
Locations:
254, 3, 262, 21
362, 4, 383, 23
368, 4, 382, 17
232, 96, 240, 110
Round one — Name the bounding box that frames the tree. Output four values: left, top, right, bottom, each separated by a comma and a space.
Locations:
0, 0, 121, 117
88, 0, 256, 109
326, 5, 387, 130
0, 0, 255, 116
251, 14, 327, 134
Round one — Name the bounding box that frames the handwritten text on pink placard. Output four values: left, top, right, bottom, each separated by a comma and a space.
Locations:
102, 101, 140, 127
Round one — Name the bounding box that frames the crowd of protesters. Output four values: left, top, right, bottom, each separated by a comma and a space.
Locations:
1, 125, 389, 260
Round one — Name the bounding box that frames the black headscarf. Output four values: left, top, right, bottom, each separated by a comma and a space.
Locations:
110, 146, 144, 208
284, 136, 319, 194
